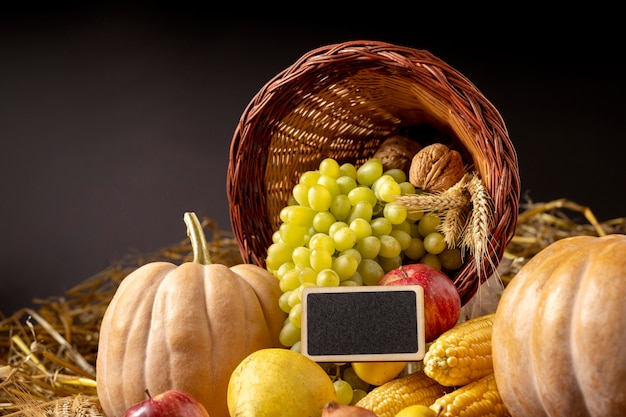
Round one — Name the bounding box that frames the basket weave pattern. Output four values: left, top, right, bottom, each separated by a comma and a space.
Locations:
227, 41, 520, 305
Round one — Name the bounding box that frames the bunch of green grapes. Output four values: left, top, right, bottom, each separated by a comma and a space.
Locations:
265, 157, 463, 348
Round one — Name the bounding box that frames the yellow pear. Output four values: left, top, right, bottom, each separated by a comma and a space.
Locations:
395, 404, 438, 417
351, 361, 407, 386
227, 348, 338, 417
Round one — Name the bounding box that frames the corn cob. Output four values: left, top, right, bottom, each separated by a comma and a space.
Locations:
430, 372, 510, 417
355, 370, 447, 417
423, 312, 494, 386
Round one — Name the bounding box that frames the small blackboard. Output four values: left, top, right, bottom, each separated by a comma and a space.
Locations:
301, 285, 425, 362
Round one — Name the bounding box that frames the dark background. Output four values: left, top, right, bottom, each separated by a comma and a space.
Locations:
1, 5, 624, 315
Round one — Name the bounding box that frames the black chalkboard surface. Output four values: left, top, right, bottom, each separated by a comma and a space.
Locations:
301, 285, 426, 362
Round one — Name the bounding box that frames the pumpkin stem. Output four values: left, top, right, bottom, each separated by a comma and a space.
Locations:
184, 212, 212, 265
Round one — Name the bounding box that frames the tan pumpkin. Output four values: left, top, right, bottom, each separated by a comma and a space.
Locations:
96, 212, 287, 417
492, 233, 626, 417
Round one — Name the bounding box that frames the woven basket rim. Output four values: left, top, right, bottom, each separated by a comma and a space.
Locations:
227, 40, 521, 305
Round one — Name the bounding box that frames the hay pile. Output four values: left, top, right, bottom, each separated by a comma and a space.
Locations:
0, 217, 242, 416
1, 204, 624, 416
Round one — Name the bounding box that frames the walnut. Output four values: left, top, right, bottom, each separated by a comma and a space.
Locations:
409, 143, 465, 193
373, 135, 423, 172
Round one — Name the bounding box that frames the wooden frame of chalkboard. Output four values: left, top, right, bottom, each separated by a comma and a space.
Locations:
300, 285, 426, 362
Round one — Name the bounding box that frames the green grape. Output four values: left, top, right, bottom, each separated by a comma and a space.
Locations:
350, 389, 368, 405
266, 242, 294, 271
356, 157, 383, 186
378, 255, 403, 272
349, 271, 364, 285
339, 162, 357, 179
299, 170, 320, 186
279, 205, 292, 224
339, 248, 362, 265
406, 209, 424, 222
370, 217, 393, 236
287, 195, 298, 206
310, 248, 333, 272
289, 303, 303, 328
336, 175, 358, 195
279, 320, 301, 347
391, 220, 412, 234
292, 183, 310, 207
327, 222, 348, 239
342, 366, 370, 392
299, 266, 317, 284
439, 247, 464, 270
383, 202, 407, 225
421, 253, 442, 270
312, 211, 336, 234
271, 230, 281, 244
279, 268, 301, 292
317, 269, 341, 287
333, 226, 357, 251
292, 246, 311, 268
357, 258, 385, 286
404, 237, 426, 260
355, 235, 381, 259
347, 186, 377, 207
290, 340, 301, 353
347, 201, 374, 223
286, 205, 317, 226
309, 233, 335, 253
349, 218, 372, 240
330, 194, 352, 221
287, 286, 303, 308
390, 229, 412, 250
308, 184, 332, 212
333, 379, 354, 405
275, 261, 295, 278
319, 157, 341, 178
423, 231, 447, 254
317, 174, 341, 198
371, 174, 395, 195
399, 181, 416, 195
383, 168, 407, 184
375, 178, 402, 203
332, 253, 359, 281
279, 223, 308, 247
338, 271, 364, 286
278, 291, 292, 313
378, 234, 402, 258
417, 212, 441, 236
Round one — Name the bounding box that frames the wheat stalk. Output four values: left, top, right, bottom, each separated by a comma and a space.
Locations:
394, 171, 493, 280
462, 173, 494, 279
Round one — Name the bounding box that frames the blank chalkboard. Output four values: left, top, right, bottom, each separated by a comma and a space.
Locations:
301, 285, 425, 362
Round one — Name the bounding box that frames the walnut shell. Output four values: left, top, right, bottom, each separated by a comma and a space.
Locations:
373, 135, 423, 172
409, 143, 465, 193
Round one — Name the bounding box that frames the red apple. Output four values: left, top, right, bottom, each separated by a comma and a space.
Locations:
123, 389, 210, 417
378, 263, 461, 342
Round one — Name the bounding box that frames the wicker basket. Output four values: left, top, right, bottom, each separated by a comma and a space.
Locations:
227, 40, 520, 305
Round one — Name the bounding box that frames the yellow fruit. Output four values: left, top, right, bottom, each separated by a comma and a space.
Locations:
227, 348, 338, 416
351, 361, 407, 386
395, 404, 438, 417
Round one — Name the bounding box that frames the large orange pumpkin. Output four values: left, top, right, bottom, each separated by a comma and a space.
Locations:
96, 212, 287, 417
492, 233, 626, 417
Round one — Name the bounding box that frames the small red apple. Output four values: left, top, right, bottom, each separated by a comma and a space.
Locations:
123, 389, 210, 417
378, 263, 461, 342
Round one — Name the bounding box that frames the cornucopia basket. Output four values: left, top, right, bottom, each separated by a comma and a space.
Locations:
227, 40, 521, 305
